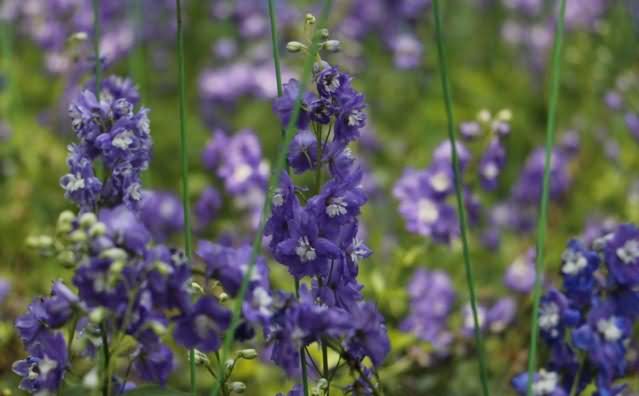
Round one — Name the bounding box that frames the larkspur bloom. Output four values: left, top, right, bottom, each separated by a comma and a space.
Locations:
173, 296, 231, 353
13, 333, 69, 395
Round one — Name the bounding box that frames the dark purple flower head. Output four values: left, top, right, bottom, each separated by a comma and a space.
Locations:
133, 342, 174, 385
307, 168, 367, 227
560, 240, 599, 304
275, 208, 341, 279
60, 144, 103, 211
334, 89, 366, 142
12, 332, 68, 395
538, 289, 580, 343
603, 224, 639, 286
287, 130, 319, 174
273, 79, 313, 130
174, 296, 231, 352
315, 66, 351, 99
144, 246, 191, 312
100, 205, 151, 255
344, 301, 390, 366
16, 299, 49, 347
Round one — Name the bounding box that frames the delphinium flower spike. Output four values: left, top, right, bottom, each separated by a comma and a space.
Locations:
432, 1, 491, 394
526, 1, 568, 395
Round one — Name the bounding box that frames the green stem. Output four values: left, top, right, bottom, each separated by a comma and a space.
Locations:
100, 324, 111, 396
210, 3, 334, 396
175, 1, 197, 394
267, 0, 283, 99
569, 354, 585, 396
322, 341, 329, 394
431, 2, 490, 395
66, 313, 80, 361
526, 1, 567, 395
92, 0, 102, 94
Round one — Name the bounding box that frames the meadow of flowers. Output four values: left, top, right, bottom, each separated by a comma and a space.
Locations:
0, 0, 638, 395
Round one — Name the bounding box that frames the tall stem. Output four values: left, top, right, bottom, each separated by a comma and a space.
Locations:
175, 0, 197, 394
432, 1, 490, 395
210, 2, 334, 396
526, 1, 567, 395
100, 324, 111, 396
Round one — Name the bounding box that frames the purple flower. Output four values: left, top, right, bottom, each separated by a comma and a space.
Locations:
625, 113, 639, 142
139, 191, 184, 242
504, 250, 536, 293
538, 289, 580, 343
16, 299, 50, 347
60, 144, 103, 211
217, 130, 268, 195
287, 130, 319, 174
144, 246, 191, 312
486, 297, 516, 333
201, 130, 228, 171
344, 302, 390, 366
460, 121, 482, 140
334, 89, 366, 142
512, 369, 568, 396
461, 303, 488, 337
390, 33, 423, 69
478, 138, 506, 191
13, 332, 68, 395
275, 208, 341, 279
432, 140, 471, 170
560, 240, 599, 304
195, 186, 222, 229
512, 147, 573, 205
315, 66, 350, 98
273, 79, 313, 129
133, 342, 174, 385
173, 296, 231, 352
100, 205, 151, 255
603, 224, 639, 286
307, 168, 367, 227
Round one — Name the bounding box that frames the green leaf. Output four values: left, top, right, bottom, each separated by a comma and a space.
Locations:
123, 385, 190, 396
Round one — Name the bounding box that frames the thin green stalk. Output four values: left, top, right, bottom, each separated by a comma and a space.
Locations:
267, 0, 283, 99
100, 324, 111, 396
210, 2, 334, 396
569, 354, 585, 396
175, 0, 197, 394
526, 1, 567, 395
92, 0, 102, 93
431, 2, 490, 395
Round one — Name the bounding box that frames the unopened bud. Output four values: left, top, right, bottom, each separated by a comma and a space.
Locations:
318, 28, 329, 39
154, 261, 174, 276
286, 41, 306, 53
316, 378, 328, 391
57, 211, 75, 227
68, 32, 88, 42
477, 109, 491, 123
237, 349, 257, 360
228, 382, 246, 394
89, 308, 106, 323
89, 222, 107, 238
109, 260, 125, 274
57, 250, 76, 268
322, 40, 340, 52
224, 359, 235, 376
101, 248, 127, 261
189, 282, 204, 295
69, 230, 87, 243
192, 349, 210, 366
305, 13, 316, 25
218, 292, 229, 303
149, 321, 167, 336
79, 212, 97, 228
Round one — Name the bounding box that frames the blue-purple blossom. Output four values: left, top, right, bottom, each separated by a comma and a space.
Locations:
12, 332, 68, 395
173, 296, 231, 352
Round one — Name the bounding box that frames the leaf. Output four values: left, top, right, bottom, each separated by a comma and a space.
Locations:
123, 385, 190, 396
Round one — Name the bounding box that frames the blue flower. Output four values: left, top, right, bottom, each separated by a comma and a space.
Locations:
173, 296, 231, 352
603, 224, 639, 286
560, 239, 599, 305
12, 332, 68, 395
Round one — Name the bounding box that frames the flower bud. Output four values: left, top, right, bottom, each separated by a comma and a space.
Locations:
305, 13, 316, 25
79, 212, 97, 228
316, 378, 328, 390
218, 292, 229, 303
109, 260, 125, 274
101, 248, 127, 261
69, 32, 88, 42
477, 109, 491, 123
154, 261, 174, 276
322, 40, 340, 52
57, 250, 76, 268
69, 230, 87, 243
189, 282, 204, 295
149, 321, 167, 336
318, 28, 329, 39
237, 349, 257, 360
89, 308, 106, 323
57, 210, 75, 227
192, 349, 210, 366
89, 222, 107, 238
224, 359, 235, 376
228, 382, 246, 394
497, 108, 512, 122
286, 41, 306, 53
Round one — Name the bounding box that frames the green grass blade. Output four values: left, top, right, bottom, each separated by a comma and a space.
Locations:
526, 1, 568, 394
174, 1, 197, 394
432, 1, 491, 395
209, 2, 334, 396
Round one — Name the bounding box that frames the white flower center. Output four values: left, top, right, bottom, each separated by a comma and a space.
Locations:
532, 370, 559, 395
597, 318, 622, 342
160, 200, 177, 218
323, 75, 340, 93
417, 198, 439, 224
347, 110, 364, 127
538, 302, 560, 331
138, 115, 150, 135
64, 174, 86, 192
326, 196, 348, 218
194, 314, 217, 339
112, 130, 135, 150
232, 163, 253, 184
38, 356, 59, 377
430, 171, 450, 192
127, 183, 142, 201
350, 238, 368, 263
482, 162, 499, 180
27, 363, 39, 380
561, 249, 588, 275
295, 236, 317, 262
272, 189, 284, 207
252, 287, 273, 317
616, 239, 639, 264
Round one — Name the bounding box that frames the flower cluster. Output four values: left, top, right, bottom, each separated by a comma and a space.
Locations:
512, 223, 639, 395
60, 76, 151, 212
199, 128, 270, 231
393, 109, 511, 244
262, 27, 389, 390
